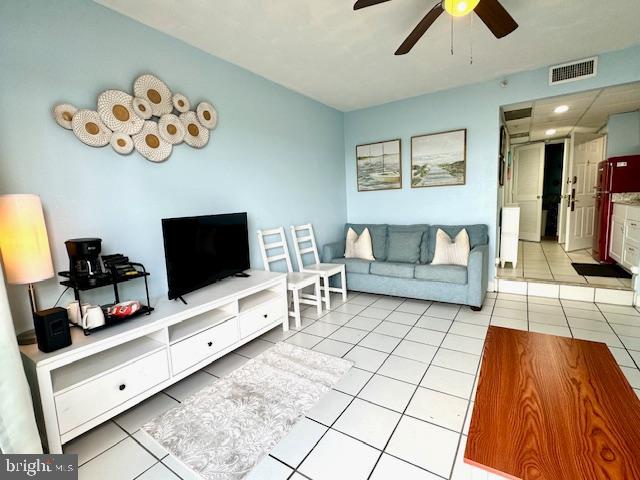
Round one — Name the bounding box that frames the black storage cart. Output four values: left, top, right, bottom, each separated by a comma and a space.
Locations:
58, 262, 154, 335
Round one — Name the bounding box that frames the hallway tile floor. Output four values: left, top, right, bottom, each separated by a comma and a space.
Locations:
65, 291, 640, 480
497, 240, 633, 289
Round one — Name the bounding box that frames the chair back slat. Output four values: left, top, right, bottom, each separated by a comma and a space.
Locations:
290, 223, 320, 268
257, 227, 293, 272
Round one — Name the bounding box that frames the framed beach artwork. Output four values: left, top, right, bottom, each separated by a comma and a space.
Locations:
411, 129, 467, 188
356, 139, 402, 192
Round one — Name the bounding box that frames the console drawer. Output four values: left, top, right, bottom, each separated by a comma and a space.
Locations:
55, 350, 169, 434
239, 299, 282, 338
170, 317, 239, 374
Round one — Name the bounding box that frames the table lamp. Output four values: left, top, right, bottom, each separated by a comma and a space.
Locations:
0, 194, 54, 345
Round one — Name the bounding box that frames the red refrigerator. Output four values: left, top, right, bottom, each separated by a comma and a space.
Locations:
593, 155, 640, 262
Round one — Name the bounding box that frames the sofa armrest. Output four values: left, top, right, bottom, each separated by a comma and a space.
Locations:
322, 240, 345, 262
467, 244, 488, 308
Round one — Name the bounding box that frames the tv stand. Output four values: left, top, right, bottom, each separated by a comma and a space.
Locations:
176, 296, 187, 305
20, 270, 287, 454
234, 272, 251, 278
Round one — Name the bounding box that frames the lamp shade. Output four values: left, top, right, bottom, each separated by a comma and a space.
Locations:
0, 194, 54, 285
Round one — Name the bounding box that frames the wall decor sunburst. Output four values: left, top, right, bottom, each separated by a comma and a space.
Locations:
53, 73, 217, 163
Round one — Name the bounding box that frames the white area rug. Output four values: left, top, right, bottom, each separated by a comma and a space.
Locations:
142, 342, 352, 480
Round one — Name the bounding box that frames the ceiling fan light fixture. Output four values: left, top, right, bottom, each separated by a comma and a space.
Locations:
545, 129, 557, 136
443, 0, 480, 17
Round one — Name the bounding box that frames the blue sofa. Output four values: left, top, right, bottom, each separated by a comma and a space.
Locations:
322, 223, 489, 309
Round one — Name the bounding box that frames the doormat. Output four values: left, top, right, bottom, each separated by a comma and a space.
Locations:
142, 342, 352, 480
571, 263, 632, 278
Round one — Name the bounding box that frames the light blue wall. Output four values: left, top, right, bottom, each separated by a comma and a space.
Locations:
344, 45, 640, 282
607, 112, 640, 158
0, 0, 346, 332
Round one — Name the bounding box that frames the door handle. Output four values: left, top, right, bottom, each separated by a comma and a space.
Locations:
536, 195, 541, 199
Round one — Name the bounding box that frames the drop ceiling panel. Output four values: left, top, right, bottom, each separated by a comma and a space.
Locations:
503, 81, 640, 142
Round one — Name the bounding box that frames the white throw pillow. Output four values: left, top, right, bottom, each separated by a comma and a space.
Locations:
345, 227, 375, 261
431, 228, 470, 266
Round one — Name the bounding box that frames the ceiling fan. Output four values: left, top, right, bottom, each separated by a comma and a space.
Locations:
354, 0, 518, 55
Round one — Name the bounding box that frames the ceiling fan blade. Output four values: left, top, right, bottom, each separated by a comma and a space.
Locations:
353, 0, 391, 10
474, 0, 518, 38
395, 3, 444, 55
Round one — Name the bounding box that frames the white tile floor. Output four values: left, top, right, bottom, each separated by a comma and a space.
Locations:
65, 291, 640, 480
497, 240, 633, 289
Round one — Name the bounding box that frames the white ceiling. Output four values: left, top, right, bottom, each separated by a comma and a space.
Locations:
96, 0, 640, 111
503, 82, 640, 142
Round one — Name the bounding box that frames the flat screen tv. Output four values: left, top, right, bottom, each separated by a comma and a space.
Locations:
161, 212, 250, 300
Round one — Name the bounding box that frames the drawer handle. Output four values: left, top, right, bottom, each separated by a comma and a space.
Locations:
263, 314, 268, 318
119, 384, 126, 391
629, 248, 636, 252
631, 223, 638, 227
207, 341, 213, 347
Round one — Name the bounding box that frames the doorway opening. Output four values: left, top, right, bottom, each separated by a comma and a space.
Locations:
541, 143, 564, 240
496, 82, 640, 290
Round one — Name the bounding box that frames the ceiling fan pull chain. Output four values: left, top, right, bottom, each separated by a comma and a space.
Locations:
450, 15, 454, 55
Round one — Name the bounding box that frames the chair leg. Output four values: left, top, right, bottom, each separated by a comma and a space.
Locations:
322, 275, 331, 310
314, 277, 322, 316
292, 288, 301, 329
340, 268, 347, 301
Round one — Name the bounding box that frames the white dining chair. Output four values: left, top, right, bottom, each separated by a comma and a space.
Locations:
257, 227, 322, 330
290, 223, 347, 310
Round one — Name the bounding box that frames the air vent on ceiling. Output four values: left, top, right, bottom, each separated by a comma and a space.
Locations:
549, 57, 598, 85
504, 108, 532, 122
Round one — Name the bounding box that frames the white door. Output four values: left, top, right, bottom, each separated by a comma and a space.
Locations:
514, 143, 545, 242
565, 133, 604, 251
557, 139, 570, 244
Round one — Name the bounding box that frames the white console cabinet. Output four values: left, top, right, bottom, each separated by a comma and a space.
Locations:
20, 270, 287, 454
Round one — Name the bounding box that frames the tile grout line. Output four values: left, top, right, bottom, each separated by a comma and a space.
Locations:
292, 296, 452, 480
595, 303, 640, 371
363, 300, 461, 480
73, 423, 131, 468
446, 293, 497, 479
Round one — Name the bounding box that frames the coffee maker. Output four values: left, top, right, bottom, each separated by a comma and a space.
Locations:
65, 238, 107, 286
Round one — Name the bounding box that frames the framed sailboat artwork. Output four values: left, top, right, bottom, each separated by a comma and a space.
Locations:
356, 139, 402, 192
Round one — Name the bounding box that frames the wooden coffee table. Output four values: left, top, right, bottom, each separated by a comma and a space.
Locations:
465, 326, 640, 480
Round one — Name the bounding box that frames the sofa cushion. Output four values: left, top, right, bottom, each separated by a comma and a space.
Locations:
414, 264, 468, 285
387, 230, 423, 263
345, 224, 388, 260
388, 224, 430, 263
426, 225, 488, 263
370, 261, 415, 279
331, 258, 372, 275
